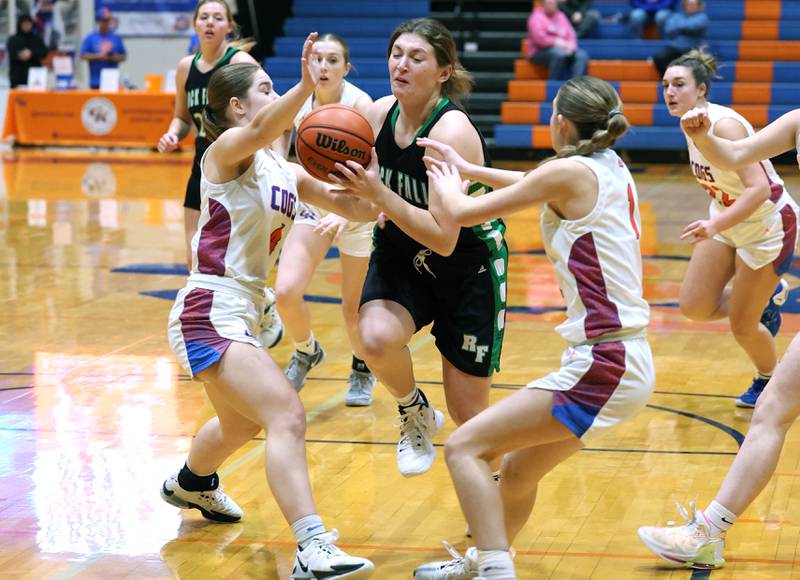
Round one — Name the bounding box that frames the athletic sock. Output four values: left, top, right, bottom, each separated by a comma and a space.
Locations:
476, 549, 515, 579
178, 462, 219, 491
396, 387, 425, 408
702, 500, 736, 535
352, 355, 370, 374
291, 514, 326, 547
756, 369, 774, 381
294, 333, 316, 355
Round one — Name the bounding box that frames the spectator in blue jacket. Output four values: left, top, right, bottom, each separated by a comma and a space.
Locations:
651, 0, 708, 74
79, 7, 126, 89
628, 0, 678, 38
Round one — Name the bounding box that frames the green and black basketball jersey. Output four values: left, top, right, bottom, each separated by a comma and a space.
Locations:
185, 46, 239, 142
373, 98, 505, 261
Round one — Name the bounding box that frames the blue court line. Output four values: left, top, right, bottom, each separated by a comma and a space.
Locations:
111, 263, 189, 275
647, 403, 744, 447
690, 568, 713, 579
297, 439, 737, 456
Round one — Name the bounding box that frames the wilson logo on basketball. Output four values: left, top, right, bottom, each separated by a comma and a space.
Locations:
314, 133, 367, 160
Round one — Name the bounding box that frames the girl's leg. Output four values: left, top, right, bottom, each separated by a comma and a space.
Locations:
715, 333, 800, 514
275, 224, 331, 345
727, 256, 782, 374
501, 438, 583, 544
184, 386, 262, 476
357, 300, 416, 397
183, 207, 200, 271
339, 252, 370, 359
197, 342, 316, 523
340, 252, 374, 405
444, 387, 580, 550
441, 358, 491, 426
679, 239, 736, 322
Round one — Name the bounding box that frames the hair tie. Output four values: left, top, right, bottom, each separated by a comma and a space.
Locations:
607, 109, 622, 121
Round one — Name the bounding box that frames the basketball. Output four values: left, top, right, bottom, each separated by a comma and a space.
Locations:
295, 104, 374, 183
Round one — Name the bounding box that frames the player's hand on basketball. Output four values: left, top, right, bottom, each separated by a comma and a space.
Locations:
331, 148, 383, 201
300, 32, 320, 89
314, 212, 347, 241
680, 219, 718, 243
158, 132, 179, 153
426, 158, 469, 201
418, 137, 468, 173
680, 107, 711, 139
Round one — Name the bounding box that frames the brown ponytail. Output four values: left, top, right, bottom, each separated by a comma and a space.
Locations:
545, 76, 630, 162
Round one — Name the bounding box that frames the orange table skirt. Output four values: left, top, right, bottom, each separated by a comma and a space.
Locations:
2, 89, 187, 148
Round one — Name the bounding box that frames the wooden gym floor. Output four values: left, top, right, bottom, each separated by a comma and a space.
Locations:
1, 149, 799, 579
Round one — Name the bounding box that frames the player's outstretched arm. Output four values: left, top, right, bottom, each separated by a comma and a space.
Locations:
212, 33, 319, 165
417, 137, 525, 188
427, 157, 593, 227
685, 107, 800, 170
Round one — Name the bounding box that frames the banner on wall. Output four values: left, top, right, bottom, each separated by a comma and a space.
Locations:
95, 0, 198, 37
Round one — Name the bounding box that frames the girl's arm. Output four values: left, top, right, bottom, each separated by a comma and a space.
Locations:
158, 56, 194, 152
683, 107, 800, 169
291, 164, 378, 222
427, 157, 593, 227
332, 109, 483, 256
417, 136, 525, 189
210, 33, 319, 169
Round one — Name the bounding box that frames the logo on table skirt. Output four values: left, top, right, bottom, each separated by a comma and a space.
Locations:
81, 97, 117, 136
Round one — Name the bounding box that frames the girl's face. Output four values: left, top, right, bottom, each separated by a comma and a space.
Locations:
313, 40, 350, 89
194, 2, 231, 44
388, 33, 450, 100
238, 70, 278, 124
662, 65, 705, 117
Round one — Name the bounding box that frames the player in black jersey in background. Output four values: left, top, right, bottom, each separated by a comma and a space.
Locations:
333, 18, 508, 479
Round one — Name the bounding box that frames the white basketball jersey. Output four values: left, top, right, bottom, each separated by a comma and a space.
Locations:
686, 102, 792, 222
189, 148, 296, 297
293, 79, 370, 129
540, 149, 650, 344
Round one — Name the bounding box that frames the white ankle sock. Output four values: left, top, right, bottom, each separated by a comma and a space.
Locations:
756, 369, 774, 381
702, 501, 736, 535
396, 387, 421, 407
294, 333, 316, 355
477, 549, 515, 579
291, 514, 325, 547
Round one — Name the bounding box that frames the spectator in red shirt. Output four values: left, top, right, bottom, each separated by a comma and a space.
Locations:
526, 0, 589, 80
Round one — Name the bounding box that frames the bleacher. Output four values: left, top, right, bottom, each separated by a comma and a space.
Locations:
264, 0, 429, 105
495, 0, 800, 150
265, 0, 800, 153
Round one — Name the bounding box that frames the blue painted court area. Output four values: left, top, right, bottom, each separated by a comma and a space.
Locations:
118, 254, 800, 316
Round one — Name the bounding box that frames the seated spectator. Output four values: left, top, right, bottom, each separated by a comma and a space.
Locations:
651, 0, 708, 75
527, 0, 589, 80
79, 8, 126, 89
628, 0, 677, 38
7, 14, 48, 88
559, 0, 600, 39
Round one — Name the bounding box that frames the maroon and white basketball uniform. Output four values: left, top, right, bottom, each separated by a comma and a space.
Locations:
528, 149, 655, 441
686, 102, 798, 273
167, 148, 297, 376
